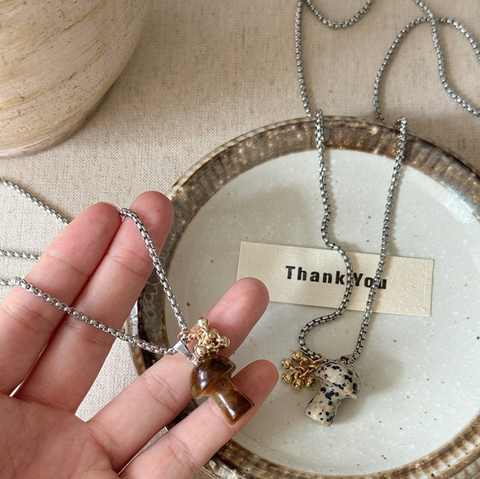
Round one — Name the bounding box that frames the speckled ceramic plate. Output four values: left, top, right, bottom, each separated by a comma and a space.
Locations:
128, 117, 480, 479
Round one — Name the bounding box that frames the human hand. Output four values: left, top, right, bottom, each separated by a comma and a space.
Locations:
0, 191, 277, 478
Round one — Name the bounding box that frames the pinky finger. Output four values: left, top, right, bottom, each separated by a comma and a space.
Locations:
121, 359, 278, 479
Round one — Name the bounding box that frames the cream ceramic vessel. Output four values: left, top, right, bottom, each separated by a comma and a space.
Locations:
0, 0, 150, 157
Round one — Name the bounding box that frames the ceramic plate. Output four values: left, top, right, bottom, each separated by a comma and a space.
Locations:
128, 117, 480, 479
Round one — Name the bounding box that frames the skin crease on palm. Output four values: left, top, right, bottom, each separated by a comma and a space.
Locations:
0, 191, 278, 479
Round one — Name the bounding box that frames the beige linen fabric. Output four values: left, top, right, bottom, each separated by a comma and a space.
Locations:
1, 1, 479, 478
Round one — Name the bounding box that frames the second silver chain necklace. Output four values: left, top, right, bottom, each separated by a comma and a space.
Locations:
281, 0, 480, 426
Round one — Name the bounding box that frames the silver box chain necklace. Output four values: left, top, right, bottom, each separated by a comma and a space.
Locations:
279, 0, 480, 426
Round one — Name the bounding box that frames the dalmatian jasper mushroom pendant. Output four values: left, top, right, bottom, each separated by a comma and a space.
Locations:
281, 351, 360, 425
305, 361, 360, 426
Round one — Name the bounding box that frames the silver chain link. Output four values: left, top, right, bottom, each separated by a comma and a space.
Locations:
374, 15, 480, 123
0, 180, 191, 357
412, 0, 480, 118
298, 110, 408, 364
303, 0, 374, 29
295, 0, 375, 117
298, 110, 354, 360
297, 0, 480, 122
0, 178, 69, 225
119, 209, 188, 333
0, 178, 68, 286
296, 0, 408, 365
345, 117, 407, 365
0, 250, 40, 261
0, 250, 41, 286
10, 276, 176, 356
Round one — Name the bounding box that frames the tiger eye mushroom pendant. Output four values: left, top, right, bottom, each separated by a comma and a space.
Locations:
191, 356, 253, 424
183, 317, 254, 425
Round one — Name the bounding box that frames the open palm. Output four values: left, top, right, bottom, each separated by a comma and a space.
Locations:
0, 192, 277, 478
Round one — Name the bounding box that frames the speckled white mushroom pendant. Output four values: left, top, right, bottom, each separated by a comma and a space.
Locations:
305, 361, 361, 426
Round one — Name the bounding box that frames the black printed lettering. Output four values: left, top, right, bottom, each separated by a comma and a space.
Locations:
322, 272, 332, 284
353, 272, 363, 286
285, 266, 295, 279
297, 267, 307, 281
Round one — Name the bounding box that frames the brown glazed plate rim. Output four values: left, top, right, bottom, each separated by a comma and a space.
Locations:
128, 116, 480, 479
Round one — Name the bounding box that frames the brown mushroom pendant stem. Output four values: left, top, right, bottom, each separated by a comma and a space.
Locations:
191, 356, 254, 425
